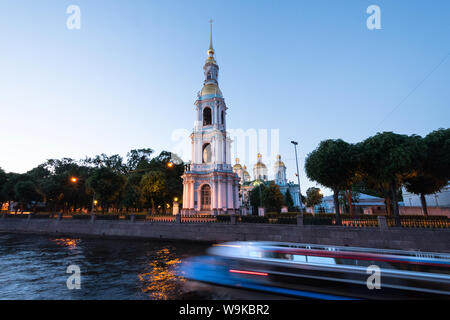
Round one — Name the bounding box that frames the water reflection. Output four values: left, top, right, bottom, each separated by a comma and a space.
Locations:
51, 238, 80, 250
138, 248, 185, 300
0, 233, 208, 300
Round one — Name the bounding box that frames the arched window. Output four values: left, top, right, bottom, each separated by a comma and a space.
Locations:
203, 107, 212, 126
202, 143, 212, 163
201, 184, 211, 210
221, 110, 224, 124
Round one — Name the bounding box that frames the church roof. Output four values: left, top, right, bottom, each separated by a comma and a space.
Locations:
273, 154, 285, 167
200, 83, 222, 97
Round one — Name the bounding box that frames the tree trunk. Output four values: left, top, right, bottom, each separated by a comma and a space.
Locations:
346, 190, 354, 216
333, 189, 341, 225
420, 193, 428, 216
390, 181, 400, 227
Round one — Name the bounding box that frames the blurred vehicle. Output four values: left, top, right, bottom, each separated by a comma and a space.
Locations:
179, 242, 450, 300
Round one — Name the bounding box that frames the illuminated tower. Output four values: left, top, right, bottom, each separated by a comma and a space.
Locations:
181, 21, 240, 215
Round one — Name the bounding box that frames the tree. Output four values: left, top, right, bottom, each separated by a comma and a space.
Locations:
122, 182, 143, 212
87, 167, 125, 213
140, 171, 167, 214
14, 180, 43, 212
249, 183, 266, 215
305, 187, 323, 214
305, 139, 357, 225
0, 167, 7, 209
262, 182, 284, 213
284, 189, 294, 211
403, 129, 450, 216
425, 128, 450, 180
127, 148, 154, 171
404, 175, 447, 216
338, 190, 360, 215
359, 132, 423, 226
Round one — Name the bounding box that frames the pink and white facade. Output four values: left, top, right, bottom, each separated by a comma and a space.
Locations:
181, 26, 240, 215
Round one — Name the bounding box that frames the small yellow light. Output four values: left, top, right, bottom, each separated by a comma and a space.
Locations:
93, 200, 98, 205
167, 162, 174, 168
174, 197, 179, 202
70, 177, 78, 183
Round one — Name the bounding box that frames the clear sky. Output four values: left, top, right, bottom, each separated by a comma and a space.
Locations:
1, 0, 449, 195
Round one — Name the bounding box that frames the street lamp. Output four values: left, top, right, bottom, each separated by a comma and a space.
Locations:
167, 161, 174, 168
70, 176, 96, 215
291, 141, 304, 214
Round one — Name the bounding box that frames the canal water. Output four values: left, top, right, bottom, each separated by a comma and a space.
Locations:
0, 232, 214, 300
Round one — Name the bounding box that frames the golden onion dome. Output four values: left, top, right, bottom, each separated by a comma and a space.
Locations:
201, 83, 222, 97
274, 160, 285, 167
273, 155, 285, 167
254, 162, 267, 169
233, 158, 242, 170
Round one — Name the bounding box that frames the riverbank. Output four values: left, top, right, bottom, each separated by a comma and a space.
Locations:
1, 217, 449, 252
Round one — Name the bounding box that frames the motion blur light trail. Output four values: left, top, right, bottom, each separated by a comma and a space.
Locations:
179, 242, 450, 300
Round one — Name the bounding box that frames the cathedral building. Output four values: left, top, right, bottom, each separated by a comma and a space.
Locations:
181, 25, 240, 215
253, 153, 268, 181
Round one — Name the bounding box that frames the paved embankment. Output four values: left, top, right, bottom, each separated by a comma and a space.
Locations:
0, 217, 449, 252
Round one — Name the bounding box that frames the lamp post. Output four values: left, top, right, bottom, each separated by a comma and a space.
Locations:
70, 176, 96, 215
291, 141, 304, 214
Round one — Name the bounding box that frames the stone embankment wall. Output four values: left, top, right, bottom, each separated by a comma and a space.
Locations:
1, 216, 449, 253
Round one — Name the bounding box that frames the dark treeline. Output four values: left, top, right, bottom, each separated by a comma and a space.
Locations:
305, 129, 450, 226
0, 148, 184, 214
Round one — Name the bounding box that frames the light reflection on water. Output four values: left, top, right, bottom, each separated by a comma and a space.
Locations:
0, 232, 208, 300
138, 248, 185, 300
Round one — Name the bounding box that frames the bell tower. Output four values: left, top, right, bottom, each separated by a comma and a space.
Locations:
181, 21, 240, 215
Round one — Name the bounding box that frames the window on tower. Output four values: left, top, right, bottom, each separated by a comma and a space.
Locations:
221, 110, 224, 124
202, 143, 212, 163
203, 107, 212, 126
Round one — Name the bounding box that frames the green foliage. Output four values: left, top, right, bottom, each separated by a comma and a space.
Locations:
305, 187, 323, 208
14, 180, 43, 209
249, 183, 266, 214
87, 167, 126, 212
140, 171, 167, 213
305, 139, 356, 224
262, 182, 284, 213
284, 189, 294, 211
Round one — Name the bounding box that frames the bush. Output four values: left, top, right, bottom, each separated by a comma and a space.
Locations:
303, 214, 334, 225
241, 216, 269, 223
72, 214, 91, 220
216, 215, 231, 223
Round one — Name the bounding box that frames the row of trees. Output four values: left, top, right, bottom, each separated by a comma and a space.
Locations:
0, 149, 184, 214
305, 129, 449, 225
248, 182, 296, 214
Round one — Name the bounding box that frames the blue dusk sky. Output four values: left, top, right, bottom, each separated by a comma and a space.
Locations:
0, 0, 449, 195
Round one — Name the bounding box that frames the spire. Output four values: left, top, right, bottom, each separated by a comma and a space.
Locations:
208, 19, 214, 56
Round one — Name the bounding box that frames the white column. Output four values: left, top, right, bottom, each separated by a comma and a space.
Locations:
182, 182, 187, 209
218, 181, 223, 210
212, 180, 217, 209
188, 182, 194, 209
227, 181, 233, 210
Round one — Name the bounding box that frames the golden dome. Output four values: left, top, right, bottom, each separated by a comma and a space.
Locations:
274, 155, 285, 167
201, 83, 222, 97
254, 153, 266, 169
233, 158, 242, 170
254, 162, 267, 169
